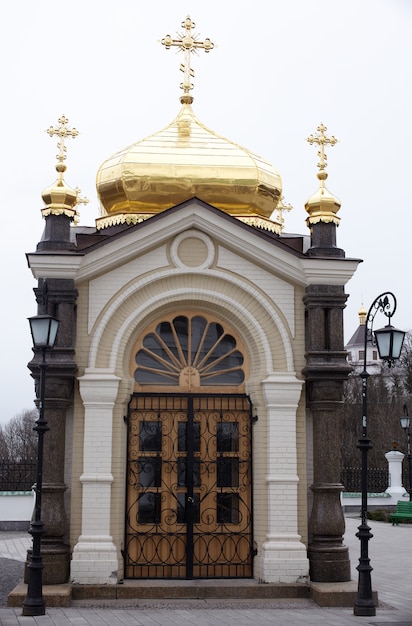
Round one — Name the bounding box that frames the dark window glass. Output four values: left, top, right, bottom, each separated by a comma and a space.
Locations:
135, 351, 166, 370
201, 323, 224, 355
139, 421, 162, 451
217, 457, 239, 487
217, 493, 239, 524
217, 422, 239, 452
191, 316, 208, 364
142, 334, 162, 353
138, 457, 161, 487
202, 369, 245, 386
134, 315, 244, 386
172, 316, 189, 363
178, 458, 200, 487
156, 321, 180, 361
178, 422, 200, 452
138, 492, 161, 524
208, 334, 237, 360
134, 369, 177, 384
206, 350, 244, 371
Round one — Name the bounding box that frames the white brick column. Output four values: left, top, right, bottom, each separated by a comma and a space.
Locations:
71, 369, 121, 584
259, 373, 309, 582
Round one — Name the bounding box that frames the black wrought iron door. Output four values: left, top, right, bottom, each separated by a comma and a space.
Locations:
125, 394, 253, 579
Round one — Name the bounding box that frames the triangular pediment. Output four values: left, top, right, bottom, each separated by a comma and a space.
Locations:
75, 198, 306, 284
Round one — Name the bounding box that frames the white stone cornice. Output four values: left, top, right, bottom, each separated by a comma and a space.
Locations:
26, 253, 83, 279
262, 373, 303, 406
300, 257, 361, 285
78, 369, 121, 405
80, 474, 114, 484
265, 475, 300, 483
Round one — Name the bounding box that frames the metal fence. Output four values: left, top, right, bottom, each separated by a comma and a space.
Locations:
341, 466, 389, 493
0, 462, 36, 491
0, 461, 390, 494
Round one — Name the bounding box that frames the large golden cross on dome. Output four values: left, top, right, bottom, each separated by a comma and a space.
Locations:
46, 115, 79, 164
306, 123, 338, 172
161, 16, 214, 101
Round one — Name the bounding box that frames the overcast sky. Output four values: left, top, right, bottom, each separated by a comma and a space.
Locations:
1, 0, 411, 424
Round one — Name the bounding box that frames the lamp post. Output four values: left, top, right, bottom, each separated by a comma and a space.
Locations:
22, 314, 59, 617
400, 404, 412, 501
354, 292, 405, 617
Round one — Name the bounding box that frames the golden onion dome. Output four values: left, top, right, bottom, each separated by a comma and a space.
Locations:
96, 16, 284, 232
41, 163, 78, 219
95, 102, 283, 231
304, 170, 341, 227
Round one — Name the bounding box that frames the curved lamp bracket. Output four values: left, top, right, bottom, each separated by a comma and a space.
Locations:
364, 292, 404, 367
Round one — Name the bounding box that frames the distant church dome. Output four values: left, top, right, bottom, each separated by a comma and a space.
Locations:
95, 16, 283, 232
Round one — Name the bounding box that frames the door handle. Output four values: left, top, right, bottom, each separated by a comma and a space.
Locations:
187, 496, 195, 503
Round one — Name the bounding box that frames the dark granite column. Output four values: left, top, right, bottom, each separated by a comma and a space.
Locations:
25, 278, 77, 584
303, 284, 352, 582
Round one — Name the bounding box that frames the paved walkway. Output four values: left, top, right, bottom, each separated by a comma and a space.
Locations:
0, 517, 412, 625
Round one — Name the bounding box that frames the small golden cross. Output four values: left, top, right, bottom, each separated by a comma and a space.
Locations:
74, 187, 89, 207
162, 16, 214, 100
306, 123, 338, 171
46, 115, 79, 164
274, 196, 292, 228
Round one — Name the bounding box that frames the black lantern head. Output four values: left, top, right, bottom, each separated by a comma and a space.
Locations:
400, 415, 411, 430
28, 314, 59, 349
374, 323, 405, 364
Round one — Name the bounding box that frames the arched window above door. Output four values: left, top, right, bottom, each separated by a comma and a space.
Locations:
132, 314, 246, 390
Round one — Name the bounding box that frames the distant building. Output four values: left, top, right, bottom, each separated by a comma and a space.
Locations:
345, 305, 382, 374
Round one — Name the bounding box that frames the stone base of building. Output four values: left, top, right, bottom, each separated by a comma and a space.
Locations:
8, 578, 372, 608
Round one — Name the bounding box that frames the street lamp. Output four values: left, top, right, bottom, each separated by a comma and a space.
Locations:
354, 292, 405, 617
22, 314, 59, 617
400, 404, 412, 501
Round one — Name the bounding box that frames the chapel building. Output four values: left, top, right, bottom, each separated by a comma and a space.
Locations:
26, 17, 360, 588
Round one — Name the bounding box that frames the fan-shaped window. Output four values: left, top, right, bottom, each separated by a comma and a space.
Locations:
133, 315, 245, 388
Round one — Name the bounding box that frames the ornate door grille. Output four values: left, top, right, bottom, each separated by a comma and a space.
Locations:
125, 394, 253, 579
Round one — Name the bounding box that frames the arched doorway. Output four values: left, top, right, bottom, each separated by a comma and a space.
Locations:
124, 313, 254, 579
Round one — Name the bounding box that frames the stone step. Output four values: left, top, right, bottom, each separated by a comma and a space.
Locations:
75, 579, 311, 601
8, 582, 72, 608
8, 579, 310, 607
8, 579, 372, 608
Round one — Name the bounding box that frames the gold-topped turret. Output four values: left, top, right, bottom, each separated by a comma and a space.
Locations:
358, 304, 367, 325
96, 17, 284, 232
41, 115, 80, 219
304, 123, 341, 227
